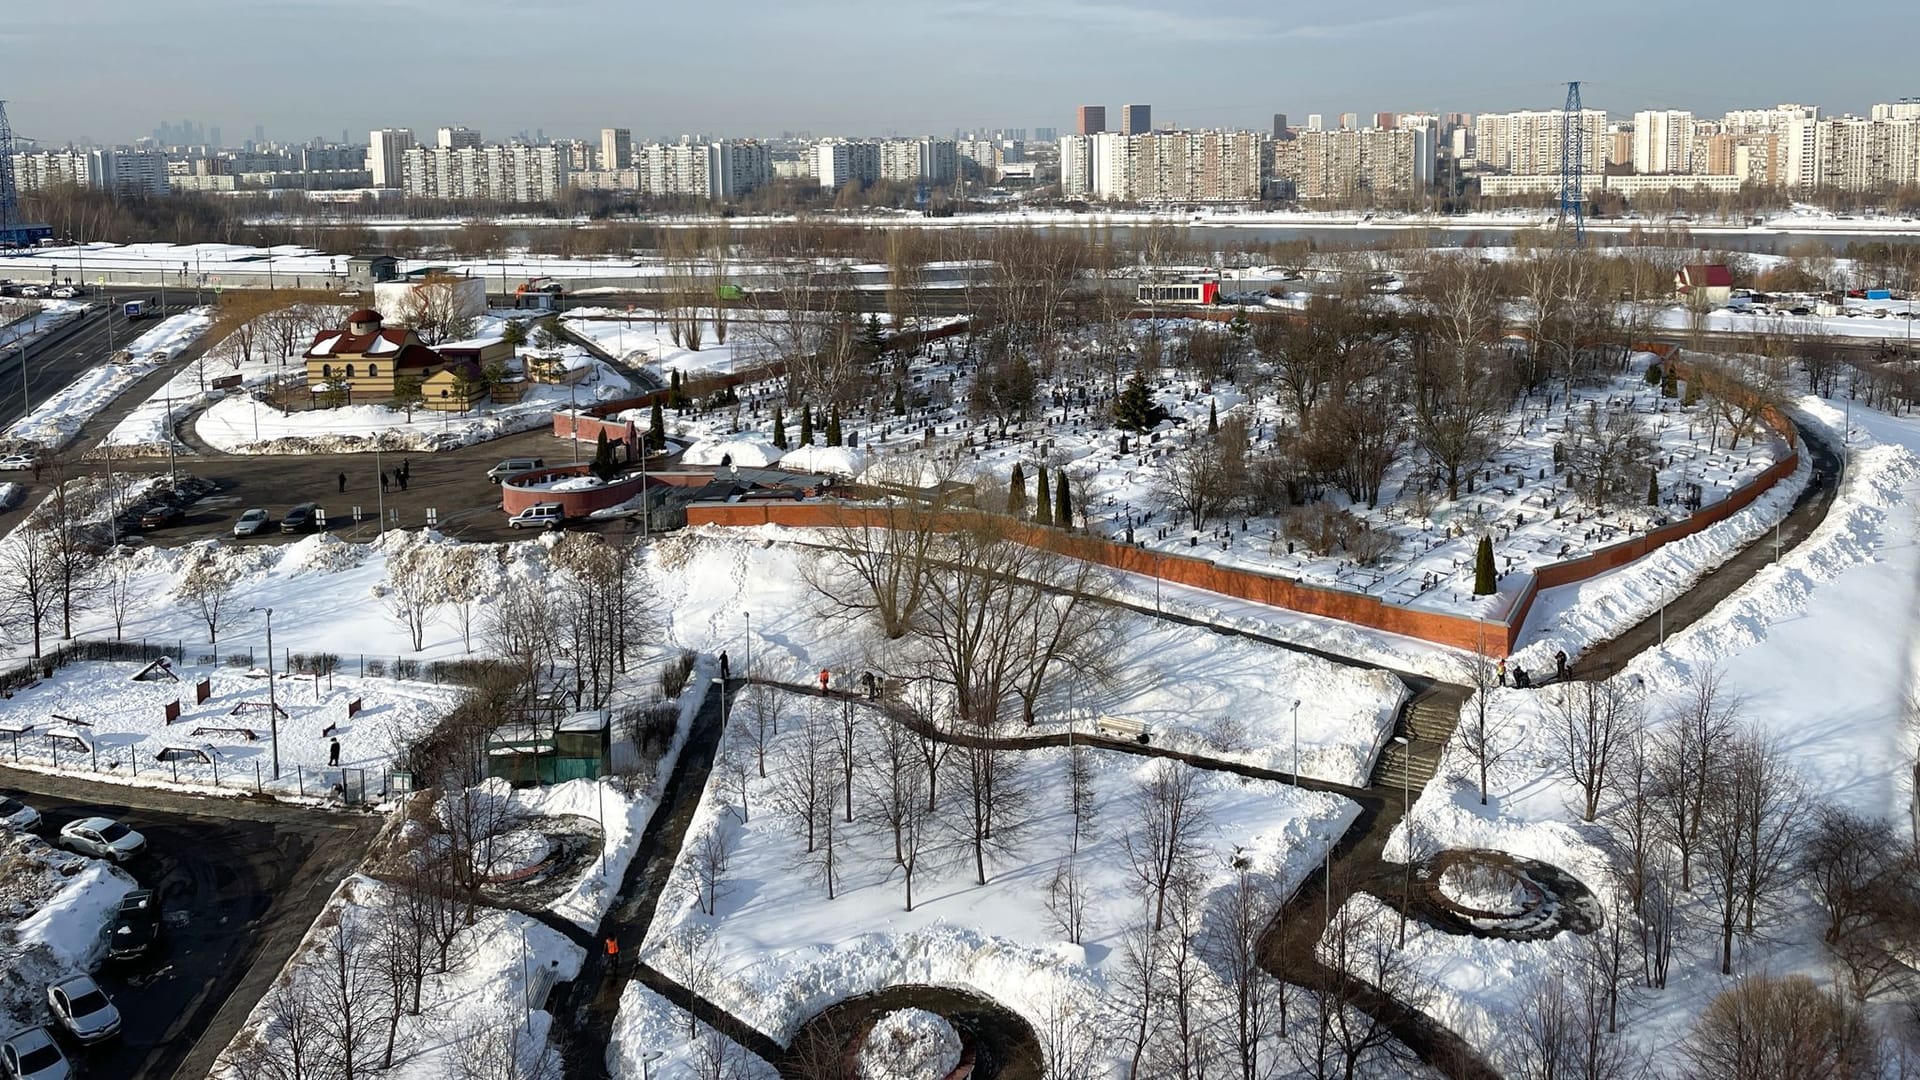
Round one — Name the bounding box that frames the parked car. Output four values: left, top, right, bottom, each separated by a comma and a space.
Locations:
280, 503, 321, 534
106, 890, 162, 961
18, 285, 45, 299
232, 508, 272, 538
507, 502, 565, 530
0, 796, 40, 831
136, 503, 184, 530
48, 286, 76, 300
487, 457, 545, 483
0, 1027, 68, 1080
44, 977, 119, 1045
57, 817, 145, 862
0, 454, 36, 471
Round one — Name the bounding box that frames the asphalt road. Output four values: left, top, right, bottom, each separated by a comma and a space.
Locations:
0, 294, 199, 434
0, 768, 381, 1080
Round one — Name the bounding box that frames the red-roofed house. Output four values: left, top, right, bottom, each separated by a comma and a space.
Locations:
303, 308, 485, 410
1674, 263, 1734, 306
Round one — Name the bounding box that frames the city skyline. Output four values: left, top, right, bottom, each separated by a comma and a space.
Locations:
5, 0, 1917, 144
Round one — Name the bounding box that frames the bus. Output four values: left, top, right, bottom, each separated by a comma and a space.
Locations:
1137, 280, 1220, 305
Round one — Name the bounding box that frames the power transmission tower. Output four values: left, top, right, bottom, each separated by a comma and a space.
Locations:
1558, 81, 1586, 246
0, 100, 52, 250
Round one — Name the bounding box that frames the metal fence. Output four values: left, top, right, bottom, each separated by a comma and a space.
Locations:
0, 638, 504, 692
0, 732, 393, 807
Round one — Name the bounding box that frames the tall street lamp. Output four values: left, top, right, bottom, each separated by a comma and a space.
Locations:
1291, 699, 1301, 784
1393, 734, 1411, 948
252, 606, 280, 779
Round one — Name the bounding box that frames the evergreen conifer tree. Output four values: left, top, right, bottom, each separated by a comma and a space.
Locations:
827, 407, 843, 447
1113, 372, 1169, 433
1473, 536, 1496, 596
1035, 467, 1053, 526
1008, 463, 1027, 515
799, 406, 814, 446
1208, 400, 1219, 434
772, 406, 788, 449
649, 400, 666, 451
1054, 470, 1071, 529
1647, 469, 1661, 507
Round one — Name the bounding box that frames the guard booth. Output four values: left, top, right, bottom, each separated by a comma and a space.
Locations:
485, 711, 610, 786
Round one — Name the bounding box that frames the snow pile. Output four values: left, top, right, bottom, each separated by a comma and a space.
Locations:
0, 482, 21, 511
680, 437, 780, 468
480, 829, 552, 881
778, 444, 868, 477
1436, 862, 1531, 916
607, 982, 779, 1080
3, 307, 214, 450
0, 831, 135, 1030
857, 1009, 962, 1080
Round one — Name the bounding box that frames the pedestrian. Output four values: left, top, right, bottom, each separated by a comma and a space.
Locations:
328, 737, 340, 766
719, 651, 730, 681
818, 668, 830, 695
603, 936, 619, 975
1554, 650, 1568, 681
398, 471, 408, 492
401, 459, 411, 483
380, 471, 390, 494
337, 471, 346, 494
1496, 659, 1507, 687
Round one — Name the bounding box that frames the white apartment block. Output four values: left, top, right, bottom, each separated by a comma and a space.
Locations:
1871, 101, 1920, 122
12, 149, 167, 197
1471, 109, 1607, 175
1478, 173, 1741, 198
10, 150, 91, 191
1071, 130, 1263, 203
873, 138, 957, 184
1631, 110, 1695, 173
1285, 127, 1430, 199
368, 128, 416, 188
815, 141, 881, 189
600, 127, 632, 170
400, 144, 569, 202
436, 126, 481, 150
1722, 104, 1818, 134
708, 140, 772, 199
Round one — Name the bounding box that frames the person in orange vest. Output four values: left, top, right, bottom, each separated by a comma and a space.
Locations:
604, 936, 620, 974
818, 668, 830, 695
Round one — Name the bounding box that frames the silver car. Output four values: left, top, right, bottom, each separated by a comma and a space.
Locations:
45, 976, 120, 1044
0, 1027, 68, 1080
0, 796, 39, 831
232, 508, 272, 537
57, 817, 145, 862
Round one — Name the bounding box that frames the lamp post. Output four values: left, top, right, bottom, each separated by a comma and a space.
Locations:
1291, 699, 1301, 784
742, 612, 752, 682
373, 446, 385, 536
252, 607, 280, 779
1393, 734, 1411, 948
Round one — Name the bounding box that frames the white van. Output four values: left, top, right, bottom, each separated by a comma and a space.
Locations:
488, 457, 545, 483
507, 502, 565, 530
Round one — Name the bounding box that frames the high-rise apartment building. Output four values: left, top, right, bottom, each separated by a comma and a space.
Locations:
1121, 104, 1152, 135
1272, 114, 1288, 139
401, 143, 568, 202
600, 128, 633, 170
1723, 104, 1819, 134
1783, 112, 1920, 191
437, 126, 482, 150
1076, 105, 1107, 136
878, 138, 957, 184
1871, 101, 1920, 121
1471, 109, 1607, 175
1283, 127, 1432, 199
1630, 110, 1694, 173
368, 128, 416, 187
1305, 114, 1324, 132
1339, 113, 1359, 131
1059, 130, 1262, 202
815, 140, 882, 189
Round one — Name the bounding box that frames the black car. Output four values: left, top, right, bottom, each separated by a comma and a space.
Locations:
136, 503, 184, 530
106, 889, 161, 960
280, 503, 321, 534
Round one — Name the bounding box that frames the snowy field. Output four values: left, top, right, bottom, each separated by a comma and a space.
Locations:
3, 308, 213, 451
563, 310, 780, 378
1352, 395, 1920, 1074
642, 686, 1360, 1064
608, 983, 779, 1080
0, 830, 135, 1032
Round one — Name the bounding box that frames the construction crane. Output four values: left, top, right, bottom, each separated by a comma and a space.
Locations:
0, 99, 54, 251
1558, 81, 1586, 246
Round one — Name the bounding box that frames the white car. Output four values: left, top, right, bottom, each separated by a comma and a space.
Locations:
57, 817, 145, 862
18, 285, 45, 299
0, 1027, 68, 1080
48, 286, 76, 300
45, 976, 120, 1044
0, 796, 39, 831
0, 454, 36, 471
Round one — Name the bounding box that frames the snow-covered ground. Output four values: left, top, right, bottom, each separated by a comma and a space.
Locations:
607, 983, 780, 1080
3, 308, 213, 451
563, 311, 779, 378
642, 685, 1359, 1066
1357, 394, 1920, 1074
0, 830, 136, 1032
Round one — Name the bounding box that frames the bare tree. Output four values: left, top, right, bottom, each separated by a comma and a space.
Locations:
1302, 893, 1436, 1080
0, 524, 59, 657
1651, 667, 1740, 889
1120, 759, 1212, 932
1066, 739, 1097, 854
1799, 806, 1920, 1002
33, 472, 107, 641
773, 703, 835, 856
215, 977, 323, 1080
1162, 427, 1241, 531
394, 276, 478, 345
862, 707, 922, 865
1562, 403, 1654, 508
383, 544, 440, 653
1685, 974, 1878, 1080
946, 722, 1030, 887
101, 551, 137, 641
307, 910, 385, 1080
738, 681, 786, 779
1044, 857, 1092, 945
680, 818, 737, 916
1454, 638, 1510, 806
175, 546, 237, 645
1546, 676, 1640, 822
1202, 866, 1287, 1080
1696, 731, 1805, 975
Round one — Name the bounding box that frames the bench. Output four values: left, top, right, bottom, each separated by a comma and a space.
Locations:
1095, 714, 1151, 744
190, 725, 262, 742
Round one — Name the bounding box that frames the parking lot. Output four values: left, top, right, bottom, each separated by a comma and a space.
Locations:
0, 768, 380, 1080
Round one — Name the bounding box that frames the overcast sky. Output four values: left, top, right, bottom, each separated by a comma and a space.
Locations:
7, 0, 1916, 145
